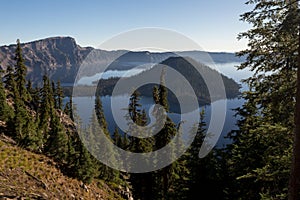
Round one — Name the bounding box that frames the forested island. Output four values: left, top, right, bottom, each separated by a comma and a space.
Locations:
0, 0, 300, 199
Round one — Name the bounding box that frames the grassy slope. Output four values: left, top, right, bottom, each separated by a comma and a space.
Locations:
0, 138, 124, 200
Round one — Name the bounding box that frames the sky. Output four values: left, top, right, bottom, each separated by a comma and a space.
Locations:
0, 0, 252, 52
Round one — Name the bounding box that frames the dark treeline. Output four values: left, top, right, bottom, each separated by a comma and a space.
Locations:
0, 39, 103, 184
0, 0, 300, 199
0, 39, 222, 199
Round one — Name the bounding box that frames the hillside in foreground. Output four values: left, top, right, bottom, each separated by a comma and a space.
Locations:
0, 135, 125, 200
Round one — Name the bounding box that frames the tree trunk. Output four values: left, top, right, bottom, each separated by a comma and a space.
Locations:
288, 3, 300, 199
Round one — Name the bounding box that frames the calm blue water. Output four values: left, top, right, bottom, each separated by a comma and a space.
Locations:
70, 62, 252, 148
72, 95, 245, 148
77, 64, 154, 85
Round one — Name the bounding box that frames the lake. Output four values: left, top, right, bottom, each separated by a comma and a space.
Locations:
71, 62, 252, 148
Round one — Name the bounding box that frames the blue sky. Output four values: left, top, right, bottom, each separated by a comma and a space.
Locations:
0, 0, 251, 52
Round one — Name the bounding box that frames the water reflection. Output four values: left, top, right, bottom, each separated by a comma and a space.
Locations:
70, 62, 252, 148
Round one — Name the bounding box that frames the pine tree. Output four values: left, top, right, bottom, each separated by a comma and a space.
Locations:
21, 114, 42, 152
45, 112, 69, 162
1, 41, 39, 149
66, 106, 98, 184
112, 126, 122, 147
14, 39, 30, 102
127, 90, 154, 200
39, 75, 55, 145
3, 65, 17, 99
55, 80, 64, 110
184, 110, 224, 199
26, 79, 39, 111
68, 96, 74, 121
74, 138, 98, 184
95, 95, 108, 131
224, 0, 298, 199
0, 70, 13, 122
286, 1, 300, 199
162, 120, 191, 200
64, 99, 71, 116
26, 79, 33, 95
12, 93, 33, 147
150, 69, 185, 199
122, 132, 130, 149
153, 118, 178, 200
29, 83, 41, 112
93, 95, 121, 182
159, 68, 169, 112
152, 85, 160, 104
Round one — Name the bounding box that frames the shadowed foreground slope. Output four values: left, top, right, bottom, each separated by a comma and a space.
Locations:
0, 135, 124, 200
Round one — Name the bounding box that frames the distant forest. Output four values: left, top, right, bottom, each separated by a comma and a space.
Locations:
0, 0, 300, 199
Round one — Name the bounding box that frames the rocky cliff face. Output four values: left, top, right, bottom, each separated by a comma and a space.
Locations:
0, 36, 244, 85
0, 37, 94, 84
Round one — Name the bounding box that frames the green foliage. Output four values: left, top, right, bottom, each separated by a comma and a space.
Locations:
126, 90, 154, 200
112, 127, 122, 147
149, 69, 192, 200
3, 66, 17, 99
152, 85, 160, 104
12, 97, 33, 147
152, 118, 181, 200
95, 95, 108, 131
63, 99, 71, 116
14, 39, 31, 102
74, 139, 98, 184
0, 71, 13, 122
45, 113, 69, 162
39, 75, 55, 143
159, 68, 169, 112
223, 0, 299, 199
186, 110, 225, 199
55, 80, 64, 110
0, 40, 127, 188
93, 96, 121, 183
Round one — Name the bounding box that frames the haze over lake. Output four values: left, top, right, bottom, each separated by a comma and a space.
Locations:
72, 61, 252, 148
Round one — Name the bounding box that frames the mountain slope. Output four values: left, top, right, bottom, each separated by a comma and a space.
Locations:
90, 56, 240, 112
0, 135, 124, 200
0, 37, 126, 84
0, 36, 244, 84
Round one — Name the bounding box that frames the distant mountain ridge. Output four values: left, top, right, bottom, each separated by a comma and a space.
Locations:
90, 56, 240, 109
0, 36, 245, 84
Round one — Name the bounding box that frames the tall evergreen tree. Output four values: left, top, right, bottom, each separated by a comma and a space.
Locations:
14, 39, 30, 102
224, 0, 298, 199
153, 118, 178, 200
127, 90, 154, 200
112, 126, 122, 147
29, 83, 41, 112
95, 95, 108, 131
68, 96, 74, 121
151, 69, 185, 200
152, 85, 160, 104
4, 66, 17, 99
165, 121, 190, 200
64, 98, 71, 116
55, 80, 64, 110
0, 70, 13, 122
159, 68, 169, 112
185, 110, 224, 199
73, 137, 98, 184
94, 95, 121, 182
45, 112, 69, 162
65, 105, 99, 184
39, 75, 55, 144
286, 1, 300, 199
12, 92, 35, 148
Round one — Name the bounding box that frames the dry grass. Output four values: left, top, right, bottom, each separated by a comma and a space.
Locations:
0, 139, 124, 200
